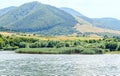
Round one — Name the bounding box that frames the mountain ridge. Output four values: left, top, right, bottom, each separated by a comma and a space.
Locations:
0, 1, 120, 36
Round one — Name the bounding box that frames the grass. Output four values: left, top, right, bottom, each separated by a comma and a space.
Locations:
106, 51, 120, 54
15, 35, 102, 41
15, 47, 83, 54
15, 47, 105, 54
0, 32, 102, 41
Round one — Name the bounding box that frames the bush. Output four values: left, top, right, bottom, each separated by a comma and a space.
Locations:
19, 42, 27, 48
56, 42, 65, 48
81, 48, 96, 54
3, 46, 19, 50
81, 48, 105, 54
105, 42, 118, 51
61, 47, 83, 54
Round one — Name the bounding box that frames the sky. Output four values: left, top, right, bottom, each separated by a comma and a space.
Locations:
0, 0, 120, 19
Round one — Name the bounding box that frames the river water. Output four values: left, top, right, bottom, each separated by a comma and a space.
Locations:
0, 51, 120, 76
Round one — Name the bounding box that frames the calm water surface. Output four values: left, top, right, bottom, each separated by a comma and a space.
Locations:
0, 51, 120, 76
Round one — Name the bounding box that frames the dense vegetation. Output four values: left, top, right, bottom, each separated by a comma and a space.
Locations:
0, 34, 120, 54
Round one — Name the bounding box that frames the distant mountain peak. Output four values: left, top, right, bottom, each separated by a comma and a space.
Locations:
61, 7, 84, 17
25, 1, 41, 4
20, 1, 42, 7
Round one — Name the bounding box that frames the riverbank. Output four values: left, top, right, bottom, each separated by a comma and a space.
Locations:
106, 51, 120, 54
15, 47, 106, 54
1, 50, 120, 54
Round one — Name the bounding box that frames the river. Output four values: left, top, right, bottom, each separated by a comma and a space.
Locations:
0, 51, 120, 76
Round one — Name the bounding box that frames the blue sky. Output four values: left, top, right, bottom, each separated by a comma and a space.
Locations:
0, 0, 120, 19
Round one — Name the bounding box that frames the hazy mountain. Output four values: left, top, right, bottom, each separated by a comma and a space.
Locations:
61, 7, 84, 16
0, 6, 16, 17
92, 18, 120, 31
61, 7, 120, 36
61, 7, 120, 31
61, 7, 93, 23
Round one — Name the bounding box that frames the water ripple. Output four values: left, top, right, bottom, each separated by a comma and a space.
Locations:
0, 52, 120, 76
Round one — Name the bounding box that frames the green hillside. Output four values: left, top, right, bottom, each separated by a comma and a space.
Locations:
0, 1, 77, 36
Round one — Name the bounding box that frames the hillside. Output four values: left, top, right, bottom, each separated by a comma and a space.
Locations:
74, 17, 120, 35
61, 7, 120, 36
61, 7, 84, 17
0, 6, 16, 17
61, 7, 93, 23
1, 2, 120, 36
0, 1, 77, 36
92, 18, 120, 31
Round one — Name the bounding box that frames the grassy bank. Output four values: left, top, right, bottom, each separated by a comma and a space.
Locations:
106, 51, 120, 54
15, 47, 106, 54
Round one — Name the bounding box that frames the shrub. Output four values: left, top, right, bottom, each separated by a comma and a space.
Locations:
3, 46, 19, 50
105, 42, 118, 51
81, 48, 96, 54
81, 48, 105, 54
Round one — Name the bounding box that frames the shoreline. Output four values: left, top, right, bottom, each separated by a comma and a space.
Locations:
15, 48, 106, 54
0, 50, 120, 55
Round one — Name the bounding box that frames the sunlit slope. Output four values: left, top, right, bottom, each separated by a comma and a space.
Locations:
74, 16, 120, 34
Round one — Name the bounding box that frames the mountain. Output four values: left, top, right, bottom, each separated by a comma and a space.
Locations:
61, 7, 83, 17
1, 2, 120, 36
0, 1, 77, 36
61, 7, 120, 31
61, 7, 120, 36
61, 7, 93, 23
0, 6, 16, 17
91, 18, 120, 31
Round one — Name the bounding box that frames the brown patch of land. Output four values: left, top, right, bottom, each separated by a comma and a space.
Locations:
74, 23, 120, 34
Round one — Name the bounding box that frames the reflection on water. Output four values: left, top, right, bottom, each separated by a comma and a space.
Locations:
0, 51, 120, 76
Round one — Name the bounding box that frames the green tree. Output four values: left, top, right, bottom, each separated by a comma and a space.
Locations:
105, 42, 118, 51
19, 42, 27, 48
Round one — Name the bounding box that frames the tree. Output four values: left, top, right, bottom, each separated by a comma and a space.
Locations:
56, 42, 64, 48
105, 42, 118, 51
19, 42, 27, 48
104, 35, 108, 39
47, 41, 55, 48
